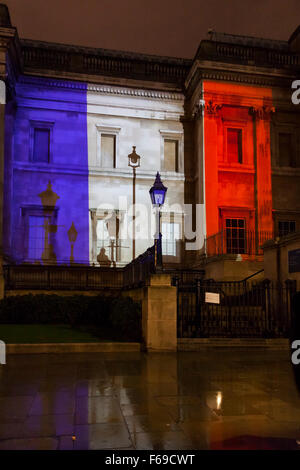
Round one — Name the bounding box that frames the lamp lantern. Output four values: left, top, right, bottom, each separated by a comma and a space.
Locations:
149, 172, 167, 207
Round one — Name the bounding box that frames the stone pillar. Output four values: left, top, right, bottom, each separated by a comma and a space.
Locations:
203, 101, 222, 237
0, 81, 5, 299
0, 5, 21, 299
142, 273, 177, 352
251, 106, 274, 243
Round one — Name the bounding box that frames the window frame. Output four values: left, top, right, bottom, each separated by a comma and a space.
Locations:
159, 129, 183, 174
227, 128, 243, 164
29, 121, 54, 164
20, 205, 58, 263
221, 119, 251, 167
277, 130, 298, 168
225, 217, 246, 254
162, 221, 181, 256
219, 207, 255, 255
96, 125, 121, 168
278, 220, 296, 237
90, 208, 125, 265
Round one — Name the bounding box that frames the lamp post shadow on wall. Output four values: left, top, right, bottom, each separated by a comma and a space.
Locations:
38, 181, 60, 265
67, 222, 78, 264
149, 172, 167, 271
128, 146, 141, 261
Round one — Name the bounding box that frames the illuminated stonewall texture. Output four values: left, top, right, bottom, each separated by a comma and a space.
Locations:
4, 77, 90, 264
203, 82, 274, 242
3, 75, 185, 266
1, 4, 300, 274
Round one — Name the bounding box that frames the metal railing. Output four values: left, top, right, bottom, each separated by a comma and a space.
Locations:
3, 264, 124, 291
176, 278, 297, 338
123, 245, 156, 288
205, 230, 274, 257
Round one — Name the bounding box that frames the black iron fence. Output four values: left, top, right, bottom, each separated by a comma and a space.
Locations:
4, 246, 156, 291
123, 245, 155, 288
3, 246, 205, 292
3, 264, 124, 291
176, 278, 297, 338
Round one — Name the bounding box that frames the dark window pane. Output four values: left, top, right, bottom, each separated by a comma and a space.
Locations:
227, 128, 243, 164
33, 128, 50, 163
225, 218, 246, 254
278, 133, 293, 167
278, 220, 296, 237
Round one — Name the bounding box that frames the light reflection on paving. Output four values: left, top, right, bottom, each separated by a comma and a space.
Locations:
0, 350, 299, 449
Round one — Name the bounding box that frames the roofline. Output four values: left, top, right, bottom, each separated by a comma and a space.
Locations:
20, 38, 192, 66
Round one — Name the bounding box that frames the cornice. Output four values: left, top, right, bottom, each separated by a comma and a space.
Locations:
18, 75, 87, 92
185, 62, 297, 99
17, 76, 184, 101
87, 84, 184, 101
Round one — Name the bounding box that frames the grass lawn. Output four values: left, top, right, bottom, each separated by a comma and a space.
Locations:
0, 324, 106, 344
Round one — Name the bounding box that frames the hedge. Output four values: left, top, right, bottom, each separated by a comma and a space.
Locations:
0, 294, 142, 341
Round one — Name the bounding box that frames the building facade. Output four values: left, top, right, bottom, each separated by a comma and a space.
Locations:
0, 5, 299, 279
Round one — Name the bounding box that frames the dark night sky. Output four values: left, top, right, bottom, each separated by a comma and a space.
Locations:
3, 0, 300, 58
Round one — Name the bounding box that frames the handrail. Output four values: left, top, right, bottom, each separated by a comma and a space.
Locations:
241, 269, 264, 283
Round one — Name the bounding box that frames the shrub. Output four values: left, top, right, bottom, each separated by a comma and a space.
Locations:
0, 294, 142, 341
109, 297, 142, 342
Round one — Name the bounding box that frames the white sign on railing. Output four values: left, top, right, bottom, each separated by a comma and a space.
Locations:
205, 292, 220, 304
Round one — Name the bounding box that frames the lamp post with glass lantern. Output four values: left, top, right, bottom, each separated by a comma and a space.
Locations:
149, 172, 167, 269
128, 146, 141, 260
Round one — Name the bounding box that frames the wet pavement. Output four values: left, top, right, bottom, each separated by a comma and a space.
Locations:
0, 349, 299, 450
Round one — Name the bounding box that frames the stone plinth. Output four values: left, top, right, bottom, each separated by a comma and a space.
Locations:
124, 273, 177, 352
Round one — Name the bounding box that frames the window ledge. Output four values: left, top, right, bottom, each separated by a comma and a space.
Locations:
90, 167, 185, 181
218, 164, 255, 174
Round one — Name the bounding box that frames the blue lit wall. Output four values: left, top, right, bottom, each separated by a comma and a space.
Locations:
7, 77, 90, 264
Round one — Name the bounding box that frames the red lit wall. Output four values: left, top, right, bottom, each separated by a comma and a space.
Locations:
203, 81, 274, 247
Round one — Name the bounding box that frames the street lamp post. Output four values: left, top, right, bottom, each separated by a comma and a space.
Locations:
128, 146, 141, 260
149, 172, 167, 270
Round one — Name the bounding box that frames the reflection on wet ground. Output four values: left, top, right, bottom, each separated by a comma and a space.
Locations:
0, 349, 299, 450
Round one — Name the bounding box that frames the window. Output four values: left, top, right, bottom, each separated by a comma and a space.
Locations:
33, 128, 50, 163
28, 215, 49, 261
278, 133, 295, 167
95, 214, 121, 264
101, 134, 116, 168
278, 220, 296, 237
164, 139, 179, 172
225, 218, 246, 254
96, 219, 110, 258
227, 128, 243, 164
162, 222, 180, 256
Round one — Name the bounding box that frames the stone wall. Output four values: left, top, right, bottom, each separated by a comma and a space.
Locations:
263, 232, 300, 288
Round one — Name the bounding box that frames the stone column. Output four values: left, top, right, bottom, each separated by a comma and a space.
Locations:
251, 106, 274, 247
203, 101, 222, 237
0, 80, 5, 298
0, 5, 21, 298
142, 273, 177, 352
